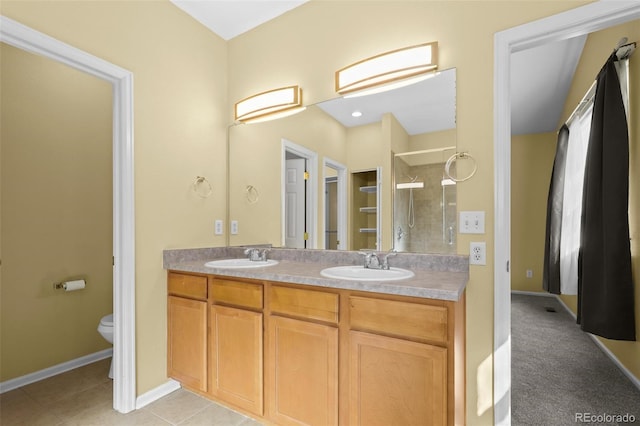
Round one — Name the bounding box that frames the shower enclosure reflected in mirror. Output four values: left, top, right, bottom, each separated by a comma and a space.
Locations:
393, 148, 457, 254
228, 68, 457, 254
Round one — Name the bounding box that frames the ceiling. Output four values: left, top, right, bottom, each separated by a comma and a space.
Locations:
170, 1, 586, 136
170, 0, 309, 41
316, 70, 456, 136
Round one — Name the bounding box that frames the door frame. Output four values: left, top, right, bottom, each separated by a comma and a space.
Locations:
322, 157, 347, 250
493, 2, 640, 424
0, 16, 136, 413
282, 139, 317, 249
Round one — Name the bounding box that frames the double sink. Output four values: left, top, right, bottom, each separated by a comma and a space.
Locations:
204, 259, 414, 282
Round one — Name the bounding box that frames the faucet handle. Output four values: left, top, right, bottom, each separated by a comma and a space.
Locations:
244, 248, 259, 260
358, 250, 375, 268
259, 248, 271, 261
381, 250, 397, 270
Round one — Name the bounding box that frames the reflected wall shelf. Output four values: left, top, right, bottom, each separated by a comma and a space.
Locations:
359, 185, 377, 193
351, 169, 381, 250
359, 207, 377, 214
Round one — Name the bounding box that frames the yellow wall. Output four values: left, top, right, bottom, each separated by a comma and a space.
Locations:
510, 132, 556, 292
0, 0, 229, 394
555, 20, 640, 381
0, 43, 113, 380
228, 105, 348, 248
227, 2, 591, 423
410, 128, 457, 153
0, 0, 599, 421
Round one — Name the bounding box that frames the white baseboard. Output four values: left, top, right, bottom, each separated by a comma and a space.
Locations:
0, 348, 113, 394
513, 290, 640, 392
135, 379, 181, 409
510, 290, 555, 297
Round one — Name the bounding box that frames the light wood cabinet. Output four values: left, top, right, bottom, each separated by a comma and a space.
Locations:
167, 295, 207, 392
267, 315, 338, 426
167, 271, 465, 425
209, 304, 263, 415
349, 330, 447, 426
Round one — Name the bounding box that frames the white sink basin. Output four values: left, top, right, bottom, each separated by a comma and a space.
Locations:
204, 259, 279, 269
320, 265, 414, 281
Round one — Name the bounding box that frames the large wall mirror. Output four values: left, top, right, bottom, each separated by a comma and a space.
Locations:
228, 67, 456, 254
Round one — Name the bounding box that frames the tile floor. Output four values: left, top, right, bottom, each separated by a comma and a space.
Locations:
0, 358, 263, 425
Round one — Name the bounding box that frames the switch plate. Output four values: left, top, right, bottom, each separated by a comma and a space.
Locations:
231, 220, 238, 235
526, 269, 533, 278
460, 211, 485, 234
470, 242, 486, 265
215, 219, 223, 235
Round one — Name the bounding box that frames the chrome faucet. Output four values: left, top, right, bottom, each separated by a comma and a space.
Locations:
244, 248, 269, 261
359, 250, 397, 270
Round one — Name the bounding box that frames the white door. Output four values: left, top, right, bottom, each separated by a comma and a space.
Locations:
285, 158, 306, 248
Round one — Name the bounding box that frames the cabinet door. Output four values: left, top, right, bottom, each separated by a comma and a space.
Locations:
167, 296, 207, 392
210, 305, 263, 415
349, 331, 447, 426
268, 316, 338, 426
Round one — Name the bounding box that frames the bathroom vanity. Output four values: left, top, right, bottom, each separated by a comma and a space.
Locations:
164, 247, 468, 426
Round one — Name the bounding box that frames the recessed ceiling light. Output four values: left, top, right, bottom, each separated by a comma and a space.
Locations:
352, 111, 363, 118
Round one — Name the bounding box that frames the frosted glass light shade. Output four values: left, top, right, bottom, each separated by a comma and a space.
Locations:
235, 85, 303, 123
335, 42, 438, 95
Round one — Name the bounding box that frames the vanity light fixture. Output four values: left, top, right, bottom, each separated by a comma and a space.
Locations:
235, 85, 305, 123
335, 42, 438, 97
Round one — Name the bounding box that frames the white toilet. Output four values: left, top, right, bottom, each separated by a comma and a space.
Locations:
97, 314, 114, 379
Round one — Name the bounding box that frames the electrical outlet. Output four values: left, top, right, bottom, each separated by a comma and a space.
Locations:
231, 220, 238, 235
470, 242, 486, 265
215, 219, 223, 235
459, 211, 485, 234
526, 269, 533, 278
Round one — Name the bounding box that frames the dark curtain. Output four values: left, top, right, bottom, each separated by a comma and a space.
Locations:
542, 125, 570, 295
577, 53, 636, 341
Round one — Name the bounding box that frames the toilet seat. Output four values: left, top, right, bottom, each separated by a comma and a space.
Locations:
100, 314, 113, 327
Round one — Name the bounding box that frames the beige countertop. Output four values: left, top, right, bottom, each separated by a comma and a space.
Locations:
164, 247, 468, 301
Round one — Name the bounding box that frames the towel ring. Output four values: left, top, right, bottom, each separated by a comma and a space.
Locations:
444, 152, 477, 182
246, 185, 259, 204
193, 176, 212, 198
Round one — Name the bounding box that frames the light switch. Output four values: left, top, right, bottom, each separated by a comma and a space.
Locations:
231, 220, 238, 235
459, 211, 485, 234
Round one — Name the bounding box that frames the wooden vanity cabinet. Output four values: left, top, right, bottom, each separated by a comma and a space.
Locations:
267, 286, 339, 426
167, 271, 465, 426
167, 272, 208, 392
348, 296, 448, 425
348, 294, 465, 426
208, 278, 264, 416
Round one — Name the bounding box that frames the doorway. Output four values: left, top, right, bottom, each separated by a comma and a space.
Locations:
493, 3, 640, 424
0, 16, 135, 413
282, 139, 317, 249
323, 158, 347, 250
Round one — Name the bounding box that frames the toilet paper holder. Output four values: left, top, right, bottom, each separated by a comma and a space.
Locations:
53, 279, 86, 291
